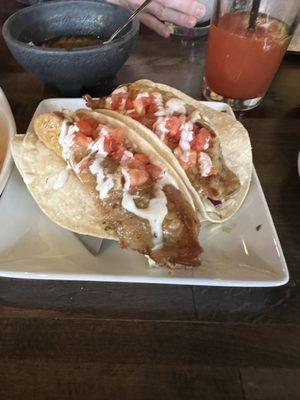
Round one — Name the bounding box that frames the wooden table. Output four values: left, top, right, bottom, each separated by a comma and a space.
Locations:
1, 2, 300, 399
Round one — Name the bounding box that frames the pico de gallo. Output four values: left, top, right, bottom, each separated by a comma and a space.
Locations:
72, 115, 163, 189
85, 84, 241, 203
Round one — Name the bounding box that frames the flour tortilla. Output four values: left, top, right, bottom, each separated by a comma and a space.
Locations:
12, 131, 116, 239
102, 80, 253, 222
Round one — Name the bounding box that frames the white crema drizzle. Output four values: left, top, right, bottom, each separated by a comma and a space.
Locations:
59, 120, 79, 162
136, 92, 149, 100
190, 110, 201, 123
121, 170, 177, 250
87, 128, 114, 199
153, 117, 169, 140
90, 157, 114, 200
179, 121, 194, 161
165, 98, 186, 115
88, 127, 109, 156
199, 152, 212, 177
153, 92, 166, 117
152, 93, 168, 139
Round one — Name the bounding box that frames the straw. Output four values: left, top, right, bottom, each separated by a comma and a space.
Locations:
248, 0, 261, 30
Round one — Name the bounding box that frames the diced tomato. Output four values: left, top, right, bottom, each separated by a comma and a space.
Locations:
134, 95, 160, 128
109, 128, 124, 144
74, 132, 92, 148
133, 98, 145, 115
167, 134, 181, 148
111, 146, 126, 162
125, 98, 134, 110
85, 118, 100, 139
120, 240, 128, 249
104, 129, 125, 154
104, 136, 118, 153
87, 121, 103, 140
148, 97, 159, 115
128, 168, 149, 188
179, 160, 189, 170
77, 158, 93, 172
191, 127, 210, 153
127, 158, 146, 170
175, 147, 197, 170
75, 117, 99, 137
166, 116, 181, 137
83, 117, 99, 130
111, 94, 128, 110
188, 150, 198, 165
146, 164, 162, 179
126, 110, 141, 120
75, 120, 92, 135
191, 134, 204, 152
166, 121, 181, 147
90, 130, 99, 140
95, 123, 104, 132
76, 118, 99, 140
139, 114, 157, 129
133, 153, 149, 164
104, 136, 113, 153
111, 94, 120, 110
141, 96, 151, 107
179, 150, 197, 170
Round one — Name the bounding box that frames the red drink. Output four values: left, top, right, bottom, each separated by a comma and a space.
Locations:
205, 12, 289, 100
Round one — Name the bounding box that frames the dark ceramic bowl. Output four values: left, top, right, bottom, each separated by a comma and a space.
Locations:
3, 0, 139, 94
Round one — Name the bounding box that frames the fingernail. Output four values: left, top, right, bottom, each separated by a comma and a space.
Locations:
196, 4, 205, 19
163, 28, 171, 38
188, 17, 197, 28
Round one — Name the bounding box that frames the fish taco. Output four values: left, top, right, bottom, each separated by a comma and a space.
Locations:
12, 109, 203, 269
85, 80, 252, 222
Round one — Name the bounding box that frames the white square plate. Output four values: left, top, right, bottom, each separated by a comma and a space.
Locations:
0, 99, 289, 286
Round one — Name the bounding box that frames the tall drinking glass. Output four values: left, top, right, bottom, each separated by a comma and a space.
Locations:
203, 0, 300, 111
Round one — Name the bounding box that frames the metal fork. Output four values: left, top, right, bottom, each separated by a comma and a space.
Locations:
104, 0, 153, 44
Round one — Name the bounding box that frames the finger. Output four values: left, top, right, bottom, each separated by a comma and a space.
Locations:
146, 2, 197, 28
138, 12, 171, 37
156, 0, 206, 19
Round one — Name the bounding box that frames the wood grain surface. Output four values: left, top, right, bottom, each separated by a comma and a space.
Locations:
0, 1, 300, 399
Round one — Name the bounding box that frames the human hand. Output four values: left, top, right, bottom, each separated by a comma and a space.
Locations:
108, 0, 206, 37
